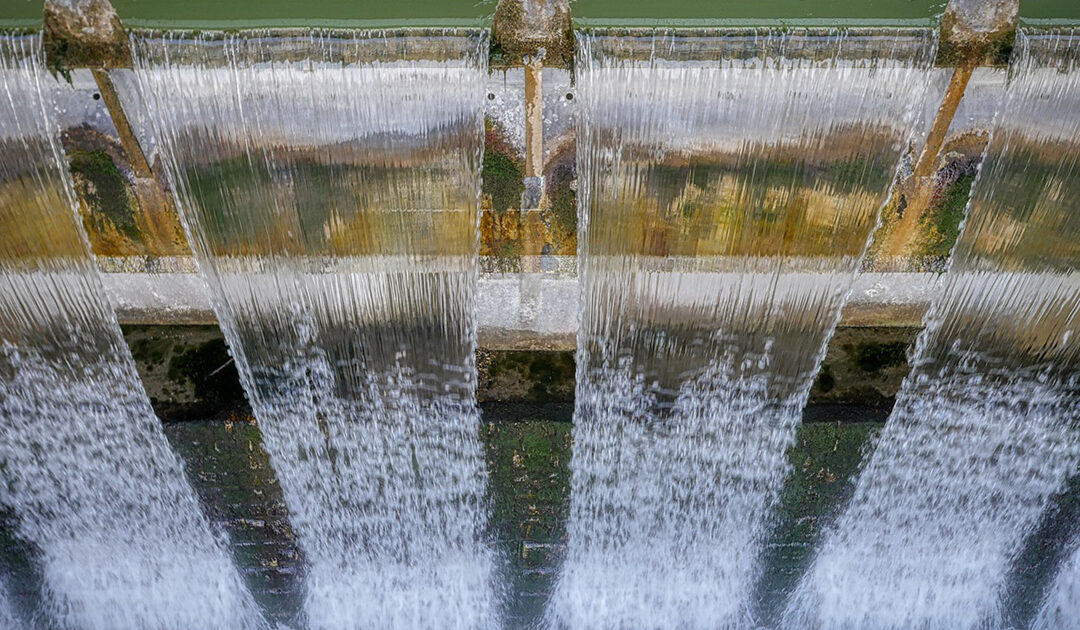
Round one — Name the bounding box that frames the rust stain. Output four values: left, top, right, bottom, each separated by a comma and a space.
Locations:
879, 62, 975, 258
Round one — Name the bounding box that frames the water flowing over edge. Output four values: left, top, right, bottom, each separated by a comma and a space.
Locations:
0, 33, 265, 630
549, 28, 939, 630
120, 30, 500, 630
786, 26, 1080, 630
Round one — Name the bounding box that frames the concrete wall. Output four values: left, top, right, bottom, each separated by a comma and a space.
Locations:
24, 0, 1042, 408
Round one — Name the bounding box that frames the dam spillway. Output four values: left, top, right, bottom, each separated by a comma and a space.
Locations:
121, 30, 498, 630
549, 28, 936, 629
0, 1, 1079, 629
0, 33, 263, 630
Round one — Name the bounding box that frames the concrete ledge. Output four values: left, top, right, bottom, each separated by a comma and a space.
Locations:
102, 270, 940, 350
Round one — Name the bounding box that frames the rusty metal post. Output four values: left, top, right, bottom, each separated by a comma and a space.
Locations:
493, 0, 572, 211
521, 56, 545, 209
877, 0, 1018, 258
524, 57, 543, 179
912, 62, 976, 181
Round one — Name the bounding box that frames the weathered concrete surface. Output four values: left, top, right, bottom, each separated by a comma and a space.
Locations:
115, 271, 941, 412
104, 270, 943, 346
938, 0, 1019, 66
44, 0, 132, 74
482, 67, 577, 261
810, 327, 921, 407
840, 272, 944, 327
492, 0, 574, 68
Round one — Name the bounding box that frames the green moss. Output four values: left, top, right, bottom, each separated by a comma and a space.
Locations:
936, 12, 1016, 67
483, 418, 572, 623
491, 0, 574, 68
162, 421, 301, 622
917, 172, 976, 259
757, 421, 882, 622
548, 165, 577, 235
68, 149, 139, 241
128, 336, 169, 368
483, 149, 525, 213
43, 35, 74, 83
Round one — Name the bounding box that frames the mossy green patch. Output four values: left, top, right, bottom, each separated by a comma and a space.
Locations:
483, 148, 525, 214
548, 164, 577, 235
128, 335, 170, 369
483, 418, 572, 624
486, 351, 575, 400
917, 172, 976, 259
68, 149, 140, 241
814, 364, 836, 393
756, 420, 882, 623
163, 420, 301, 623
936, 12, 1016, 67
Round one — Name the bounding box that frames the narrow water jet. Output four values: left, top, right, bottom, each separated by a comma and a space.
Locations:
0, 34, 264, 630
121, 31, 498, 630
547, 29, 937, 629
1033, 536, 1080, 630
786, 27, 1080, 630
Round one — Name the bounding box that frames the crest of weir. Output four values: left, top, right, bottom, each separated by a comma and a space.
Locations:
120, 31, 499, 630
0, 34, 263, 630
547, 29, 937, 629
786, 27, 1080, 630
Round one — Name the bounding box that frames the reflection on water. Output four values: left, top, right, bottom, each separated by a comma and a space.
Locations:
788, 28, 1080, 630
0, 34, 263, 630
123, 31, 497, 630
549, 29, 937, 629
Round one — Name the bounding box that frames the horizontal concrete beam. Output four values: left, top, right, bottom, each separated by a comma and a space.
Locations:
103, 269, 942, 349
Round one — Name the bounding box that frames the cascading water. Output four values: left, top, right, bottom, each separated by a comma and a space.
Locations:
0, 583, 17, 629
1034, 538, 1080, 629
120, 32, 497, 630
548, 29, 937, 629
785, 27, 1080, 630
0, 34, 264, 630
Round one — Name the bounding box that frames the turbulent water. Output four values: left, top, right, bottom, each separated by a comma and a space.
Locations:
122, 32, 497, 630
1034, 538, 1080, 630
0, 583, 18, 630
787, 28, 1080, 630
0, 35, 263, 630
548, 30, 937, 629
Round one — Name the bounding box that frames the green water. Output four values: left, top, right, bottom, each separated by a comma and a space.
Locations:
4, 0, 1079, 31
1022, 0, 1080, 24
109, 0, 495, 29
0, 0, 38, 28
574, 0, 946, 27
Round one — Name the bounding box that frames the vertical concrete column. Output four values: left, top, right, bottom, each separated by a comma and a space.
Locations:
493, 0, 572, 211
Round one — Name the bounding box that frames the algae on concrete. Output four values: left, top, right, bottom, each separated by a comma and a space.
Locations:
163, 420, 303, 624
67, 148, 140, 242
483, 416, 573, 625
756, 420, 883, 624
